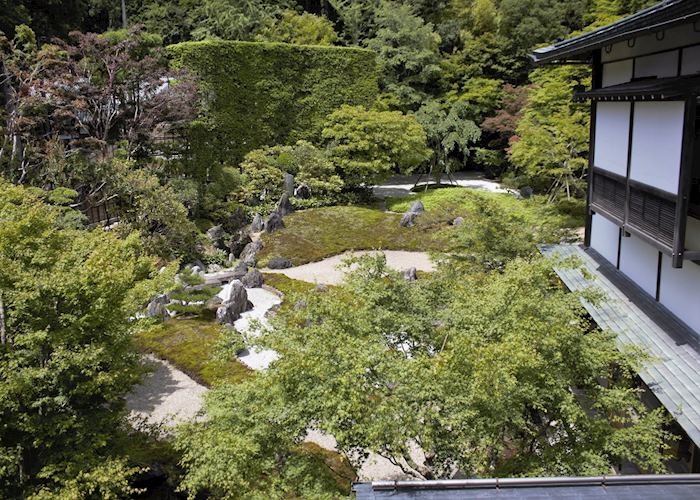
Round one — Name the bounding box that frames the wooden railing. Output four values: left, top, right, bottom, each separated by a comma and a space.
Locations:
591, 166, 678, 254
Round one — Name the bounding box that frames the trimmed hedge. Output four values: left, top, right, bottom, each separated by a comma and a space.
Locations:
168, 40, 378, 166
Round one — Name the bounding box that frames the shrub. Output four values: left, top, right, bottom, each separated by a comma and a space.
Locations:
168, 40, 378, 166
322, 105, 431, 188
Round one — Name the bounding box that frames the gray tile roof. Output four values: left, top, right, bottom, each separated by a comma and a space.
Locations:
353, 475, 700, 499
540, 244, 700, 446
531, 0, 700, 64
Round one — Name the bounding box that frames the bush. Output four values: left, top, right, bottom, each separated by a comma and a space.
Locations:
322, 105, 431, 188
168, 40, 378, 166
239, 140, 343, 206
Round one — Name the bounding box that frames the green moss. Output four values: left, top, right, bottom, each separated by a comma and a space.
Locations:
258, 205, 448, 266
387, 189, 583, 228
168, 40, 378, 166
135, 319, 252, 387
262, 273, 316, 296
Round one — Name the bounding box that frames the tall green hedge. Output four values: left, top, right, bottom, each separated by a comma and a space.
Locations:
168, 40, 378, 166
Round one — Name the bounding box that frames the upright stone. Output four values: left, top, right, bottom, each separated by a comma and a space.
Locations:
265, 212, 285, 233
284, 173, 295, 196
251, 213, 264, 232
275, 193, 293, 217
408, 201, 425, 214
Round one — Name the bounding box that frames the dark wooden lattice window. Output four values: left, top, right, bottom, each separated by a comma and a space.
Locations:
627, 186, 676, 248
591, 170, 626, 222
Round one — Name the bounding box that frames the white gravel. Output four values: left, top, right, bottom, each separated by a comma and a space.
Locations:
263, 250, 436, 285
373, 172, 509, 199
126, 354, 207, 428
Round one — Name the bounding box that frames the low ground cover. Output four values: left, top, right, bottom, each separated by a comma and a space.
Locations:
258, 189, 583, 267
134, 319, 252, 387
258, 205, 448, 266
386, 188, 584, 228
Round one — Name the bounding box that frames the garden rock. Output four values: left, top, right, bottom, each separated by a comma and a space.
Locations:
232, 261, 248, 280
400, 212, 418, 228
284, 173, 295, 196
294, 183, 311, 199
275, 193, 293, 217
402, 267, 417, 281
265, 212, 285, 233
240, 240, 263, 266
206, 295, 223, 307
519, 186, 534, 199
268, 257, 293, 269
241, 268, 264, 288
452, 216, 465, 226
223, 206, 248, 233
251, 213, 264, 232
229, 230, 252, 258
207, 264, 222, 273
146, 294, 169, 319
216, 280, 252, 324
408, 201, 425, 214
206, 225, 226, 249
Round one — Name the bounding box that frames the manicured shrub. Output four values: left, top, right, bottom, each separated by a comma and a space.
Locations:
168, 40, 378, 166
322, 105, 431, 188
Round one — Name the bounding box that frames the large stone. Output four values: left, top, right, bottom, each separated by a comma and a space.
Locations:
267, 256, 293, 269
232, 261, 248, 279
251, 213, 264, 232
402, 267, 417, 281
241, 268, 264, 288
400, 212, 418, 228
206, 225, 226, 250
519, 186, 534, 199
229, 230, 252, 258
408, 200, 425, 214
216, 280, 252, 324
452, 216, 465, 226
240, 240, 263, 267
264, 212, 285, 233
294, 183, 312, 199
275, 193, 293, 217
146, 294, 169, 319
223, 206, 249, 233
284, 173, 295, 196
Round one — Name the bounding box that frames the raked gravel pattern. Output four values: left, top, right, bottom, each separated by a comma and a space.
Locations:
263, 250, 435, 285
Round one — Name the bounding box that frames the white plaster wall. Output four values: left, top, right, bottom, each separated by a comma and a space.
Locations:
634, 50, 679, 79
602, 23, 700, 62
594, 102, 630, 176
659, 255, 700, 335
629, 102, 685, 194
681, 45, 700, 75
590, 213, 620, 266
619, 234, 659, 297
602, 59, 633, 87
686, 216, 700, 252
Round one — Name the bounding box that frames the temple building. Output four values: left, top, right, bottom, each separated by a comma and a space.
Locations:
536, 0, 700, 474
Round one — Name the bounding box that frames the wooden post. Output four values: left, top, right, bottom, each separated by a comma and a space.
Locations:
585, 50, 602, 247
672, 96, 696, 268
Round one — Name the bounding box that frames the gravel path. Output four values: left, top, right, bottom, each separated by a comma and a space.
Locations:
127, 354, 207, 428
263, 250, 436, 285
218, 286, 282, 370
373, 171, 508, 199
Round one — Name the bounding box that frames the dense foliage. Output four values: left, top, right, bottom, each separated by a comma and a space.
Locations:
177, 254, 671, 496
0, 181, 176, 497
168, 40, 379, 167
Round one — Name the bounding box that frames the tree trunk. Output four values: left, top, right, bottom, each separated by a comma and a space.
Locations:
0, 291, 6, 346
121, 0, 128, 28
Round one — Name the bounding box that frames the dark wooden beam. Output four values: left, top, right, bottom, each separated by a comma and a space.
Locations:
672, 97, 697, 268
585, 50, 603, 248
